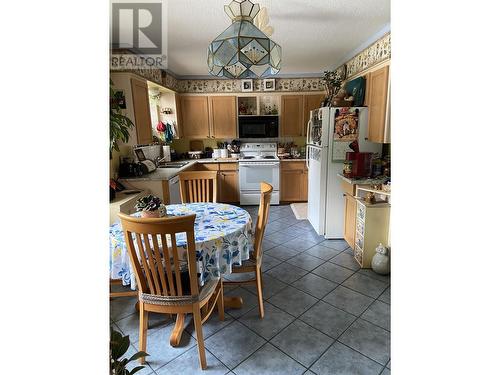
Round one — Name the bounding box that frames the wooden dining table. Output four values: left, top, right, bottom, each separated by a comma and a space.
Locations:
109, 202, 255, 345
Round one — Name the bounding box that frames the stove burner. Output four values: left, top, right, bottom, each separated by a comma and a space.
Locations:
262, 156, 276, 159
242, 156, 255, 159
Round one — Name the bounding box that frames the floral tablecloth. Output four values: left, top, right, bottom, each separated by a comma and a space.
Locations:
109, 203, 254, 289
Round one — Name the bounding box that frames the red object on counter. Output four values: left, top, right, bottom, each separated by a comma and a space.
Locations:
344, 152, 373, 178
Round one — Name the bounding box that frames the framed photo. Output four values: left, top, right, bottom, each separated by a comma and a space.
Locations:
241, 79, 253, 92
263, 79, 276, 91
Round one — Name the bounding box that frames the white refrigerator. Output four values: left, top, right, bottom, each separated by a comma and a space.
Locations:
306, 107, 382, 239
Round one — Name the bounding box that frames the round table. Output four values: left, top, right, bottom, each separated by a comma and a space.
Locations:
109, 202, 254, 290
110, 202, 254, 346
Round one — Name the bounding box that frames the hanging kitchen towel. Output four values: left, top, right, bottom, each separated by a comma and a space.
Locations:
164, 122, 174, 143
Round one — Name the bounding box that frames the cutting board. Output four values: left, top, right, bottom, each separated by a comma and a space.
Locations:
190, 140, 204, 151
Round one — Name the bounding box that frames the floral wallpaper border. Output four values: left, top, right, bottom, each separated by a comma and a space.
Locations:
336, 33, 391, 79
115, 32, 390, 93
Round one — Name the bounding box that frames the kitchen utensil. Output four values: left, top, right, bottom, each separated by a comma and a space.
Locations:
188, 151, 203, 159
212, 149, 221, 159
220, 149, 228, 158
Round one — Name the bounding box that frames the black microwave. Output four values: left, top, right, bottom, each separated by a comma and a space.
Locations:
239, 116, 279, 138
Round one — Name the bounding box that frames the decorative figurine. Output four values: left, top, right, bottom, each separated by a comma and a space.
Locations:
371, 243, 390, 275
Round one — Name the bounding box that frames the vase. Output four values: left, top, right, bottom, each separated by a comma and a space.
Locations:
140, 210, 160, 218
371, 243, 390, 275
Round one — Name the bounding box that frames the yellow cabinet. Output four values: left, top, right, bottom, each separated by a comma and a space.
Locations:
178, 96, 211, 139
354, 200, 390, 268
219, 166, 239, 203
178, 95, 237, 139
343, 193, 357, 249
210, 96, 237, 139
130, 78, 153, 144
281, 95, 304, 136
366, 66, 390, 143
303, 94, 324, 133
280, 161, 308, 202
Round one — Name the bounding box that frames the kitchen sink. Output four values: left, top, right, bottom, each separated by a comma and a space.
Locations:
157, 161, 191, 169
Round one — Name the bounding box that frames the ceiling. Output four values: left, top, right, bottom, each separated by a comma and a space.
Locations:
167, 0, 390, 78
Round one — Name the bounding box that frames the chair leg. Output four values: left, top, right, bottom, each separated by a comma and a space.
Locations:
138, 302, 148, 364
217, 279, 225, 321
255, 266, 265, 319
193, 306, 207, 369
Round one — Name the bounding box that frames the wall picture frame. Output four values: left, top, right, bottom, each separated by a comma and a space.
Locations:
241, 79, 253, 92
263, 79, 276, 91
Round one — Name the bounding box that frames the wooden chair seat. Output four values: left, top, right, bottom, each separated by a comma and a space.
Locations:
140, 278, 219, 306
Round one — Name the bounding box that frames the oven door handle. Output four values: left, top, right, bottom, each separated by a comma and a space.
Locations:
239, 162, 280, 167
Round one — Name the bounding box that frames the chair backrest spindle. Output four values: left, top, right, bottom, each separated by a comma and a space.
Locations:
118, 213, 200, 299
179, 171, 218, 203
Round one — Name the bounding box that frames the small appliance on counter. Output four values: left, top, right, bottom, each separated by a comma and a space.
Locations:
343, 152, 373, 178
133, 148, 157, 174
119, 158, 149, 177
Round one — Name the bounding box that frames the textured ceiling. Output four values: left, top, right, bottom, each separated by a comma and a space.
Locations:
167, 0, 390, 78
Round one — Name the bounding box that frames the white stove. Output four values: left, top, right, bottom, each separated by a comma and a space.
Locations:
239, 143, 280, 205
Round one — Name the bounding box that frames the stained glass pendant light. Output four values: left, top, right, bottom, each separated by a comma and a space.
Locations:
207, 0, 282, 78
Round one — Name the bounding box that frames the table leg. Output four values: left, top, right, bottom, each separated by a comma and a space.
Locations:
169, 314, 186, 347
224, 296, 243, 309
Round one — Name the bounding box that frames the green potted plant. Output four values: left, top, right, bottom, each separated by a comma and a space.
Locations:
322, 70, 343, 107
110, 327, 148, 375
135, 195, 163, 218
110, 80, 135, 156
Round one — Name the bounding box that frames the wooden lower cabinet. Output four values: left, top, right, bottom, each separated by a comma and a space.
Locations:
219, 170, 239, 203
280, 161, 308, 202
343, 193, 357, 249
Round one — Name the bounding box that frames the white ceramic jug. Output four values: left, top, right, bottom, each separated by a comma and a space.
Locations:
371, 243, 390, 275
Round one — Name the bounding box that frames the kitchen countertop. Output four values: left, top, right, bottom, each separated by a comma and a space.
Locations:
119, 158, 239, 182
337, 173, 389, 185
120, 158, 309, 182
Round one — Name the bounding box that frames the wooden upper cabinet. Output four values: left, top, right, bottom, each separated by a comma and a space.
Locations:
179, 96, 211, 139
367, 66, 390, 143
174, 93, 183, 138
210, 96, 237, 139
130, 78, 153, 144
281, 95, 304, 137
303, 94, 324, 133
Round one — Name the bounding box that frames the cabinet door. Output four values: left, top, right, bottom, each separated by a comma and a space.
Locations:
281, 95, 304, 137
367, 66, 389, 143
303, 94, 324, 134
130, 78, 153, 144
210, 96, 237, 139
343, 193, 357, 249
281, 169, 303, 201
174, 93, 183, 138
179, 96, 210, 139
301, 168, 308, 201
219, 170, 239, 203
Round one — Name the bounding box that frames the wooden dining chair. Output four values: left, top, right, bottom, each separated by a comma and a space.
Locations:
223, 182, 273, 319
179, 171, 218, 203
117, 212, 224, 370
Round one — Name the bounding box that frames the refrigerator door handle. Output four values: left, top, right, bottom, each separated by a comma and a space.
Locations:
306, 119, 311, 144
305, 146, 308, 170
